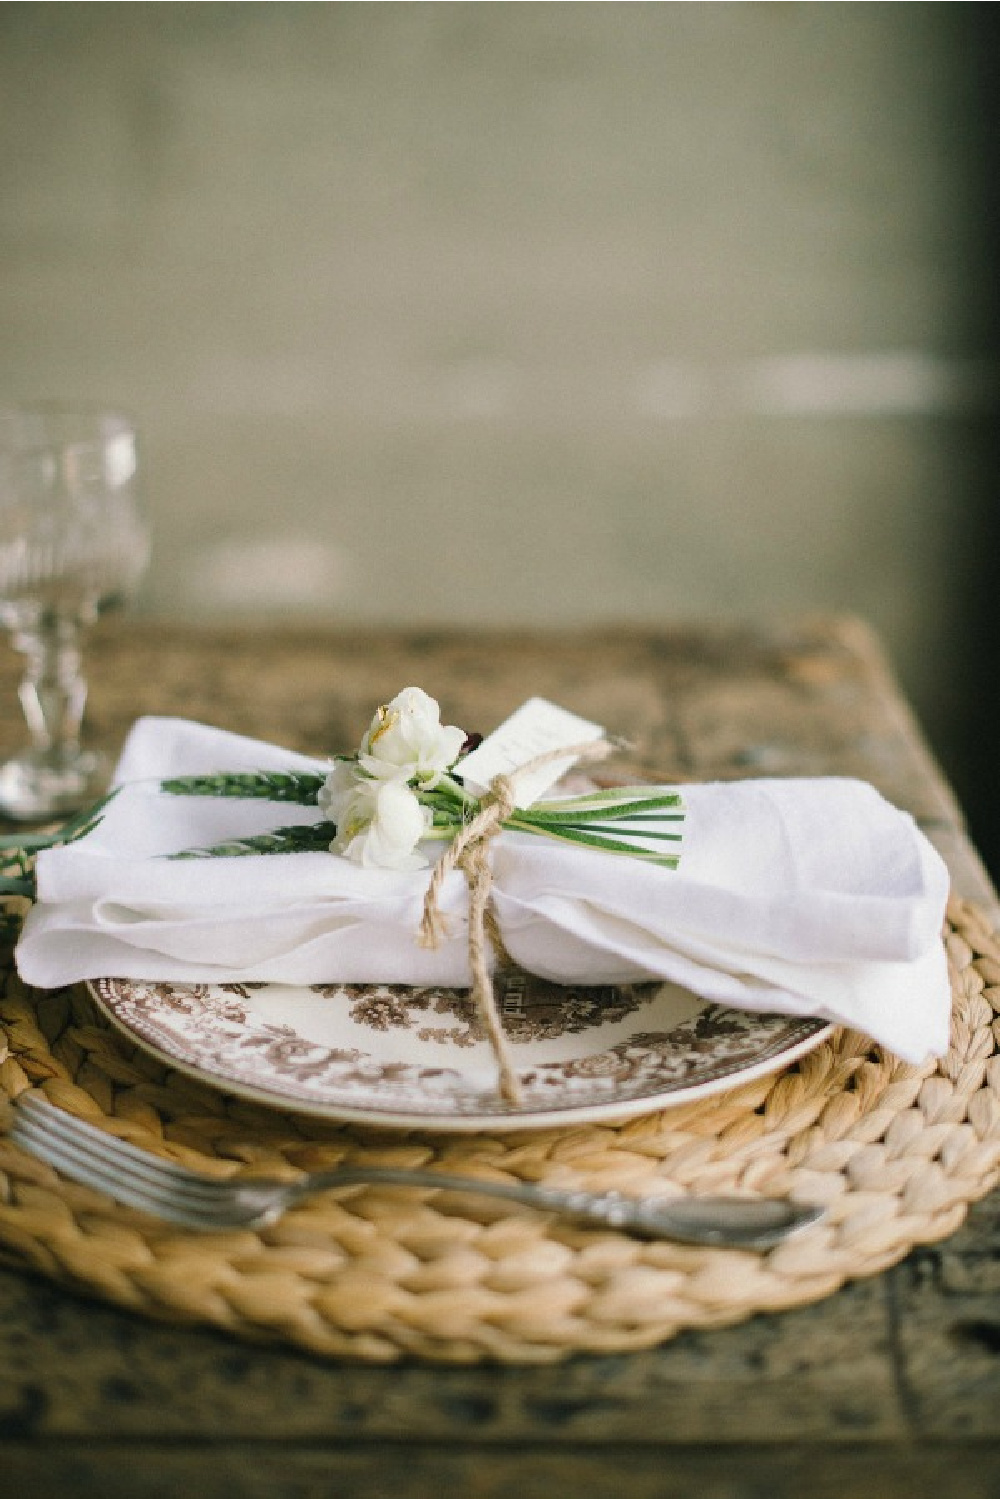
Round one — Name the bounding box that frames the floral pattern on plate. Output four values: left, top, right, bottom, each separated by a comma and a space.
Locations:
90, 970, 832, 1131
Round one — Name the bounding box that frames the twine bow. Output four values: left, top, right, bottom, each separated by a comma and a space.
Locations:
419, 738, 616, 1104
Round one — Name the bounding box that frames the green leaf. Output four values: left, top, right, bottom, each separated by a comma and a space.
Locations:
61, 787, 122, 844
533, 786, 682, 812
0, 831, 63, 852
0, 787, 120, 857
504, 818, 680, 866
529, 792, 683, 822
525, 818, 683, 843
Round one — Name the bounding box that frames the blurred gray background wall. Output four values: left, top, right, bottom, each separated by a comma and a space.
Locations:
2, 3, 998, 865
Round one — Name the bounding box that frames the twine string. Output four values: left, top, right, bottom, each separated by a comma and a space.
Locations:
419, 737, 616, 1103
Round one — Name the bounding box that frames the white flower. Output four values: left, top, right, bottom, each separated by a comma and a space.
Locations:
357, 686, 466, 789
319, 761, 432, 869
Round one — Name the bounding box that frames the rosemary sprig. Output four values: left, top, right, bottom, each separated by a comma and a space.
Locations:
160, 775, 687, 865
161, 772, 326, 804
168, 820, 337, 860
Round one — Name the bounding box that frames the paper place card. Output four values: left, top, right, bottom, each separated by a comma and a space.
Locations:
457, 697, 605, 807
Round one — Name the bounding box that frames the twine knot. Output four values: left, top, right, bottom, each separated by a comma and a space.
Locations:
419, 737, 615, 1104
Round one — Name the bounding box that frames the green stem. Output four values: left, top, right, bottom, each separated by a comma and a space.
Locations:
503, 816, 680, 865
530, 792, 683, 821
533, 785, 681, 807
523, 818, 683, 843
430, 774, 478, 808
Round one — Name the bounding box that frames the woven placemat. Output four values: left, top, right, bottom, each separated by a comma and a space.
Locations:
0, 894, 998, 1365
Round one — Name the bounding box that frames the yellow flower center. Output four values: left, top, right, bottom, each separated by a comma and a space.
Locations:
367, 706, 399, 752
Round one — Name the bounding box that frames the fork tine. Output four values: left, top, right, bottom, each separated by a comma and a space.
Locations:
15, 1094, 209, 1186
11, 1103, 181, 1188
14, 1095, 242, 1197
9, 1114, 243, 1227
10, 1095, 258, 1228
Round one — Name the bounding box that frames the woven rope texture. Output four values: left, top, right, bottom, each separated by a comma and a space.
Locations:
1, 896, 999, 1364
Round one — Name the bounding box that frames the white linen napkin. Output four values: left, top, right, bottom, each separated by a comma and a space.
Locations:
15, 716, 953, 1063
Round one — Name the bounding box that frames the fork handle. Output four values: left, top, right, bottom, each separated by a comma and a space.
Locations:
287, 1168, 823, 1250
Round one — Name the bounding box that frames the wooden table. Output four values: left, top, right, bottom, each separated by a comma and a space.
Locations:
0, 615, 998, 1499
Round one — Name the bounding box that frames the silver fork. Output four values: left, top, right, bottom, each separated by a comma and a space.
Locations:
7, 1091, 824, 1249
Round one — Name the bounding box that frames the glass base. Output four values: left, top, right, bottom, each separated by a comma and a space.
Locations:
0, 748, 109, 822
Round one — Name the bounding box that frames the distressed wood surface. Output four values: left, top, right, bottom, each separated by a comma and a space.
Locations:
0, 614, 997, 1499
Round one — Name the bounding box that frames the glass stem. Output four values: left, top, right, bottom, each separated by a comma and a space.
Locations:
13, 614, 88, 763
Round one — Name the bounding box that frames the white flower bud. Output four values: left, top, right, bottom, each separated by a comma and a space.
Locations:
357, 686, 466, 788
